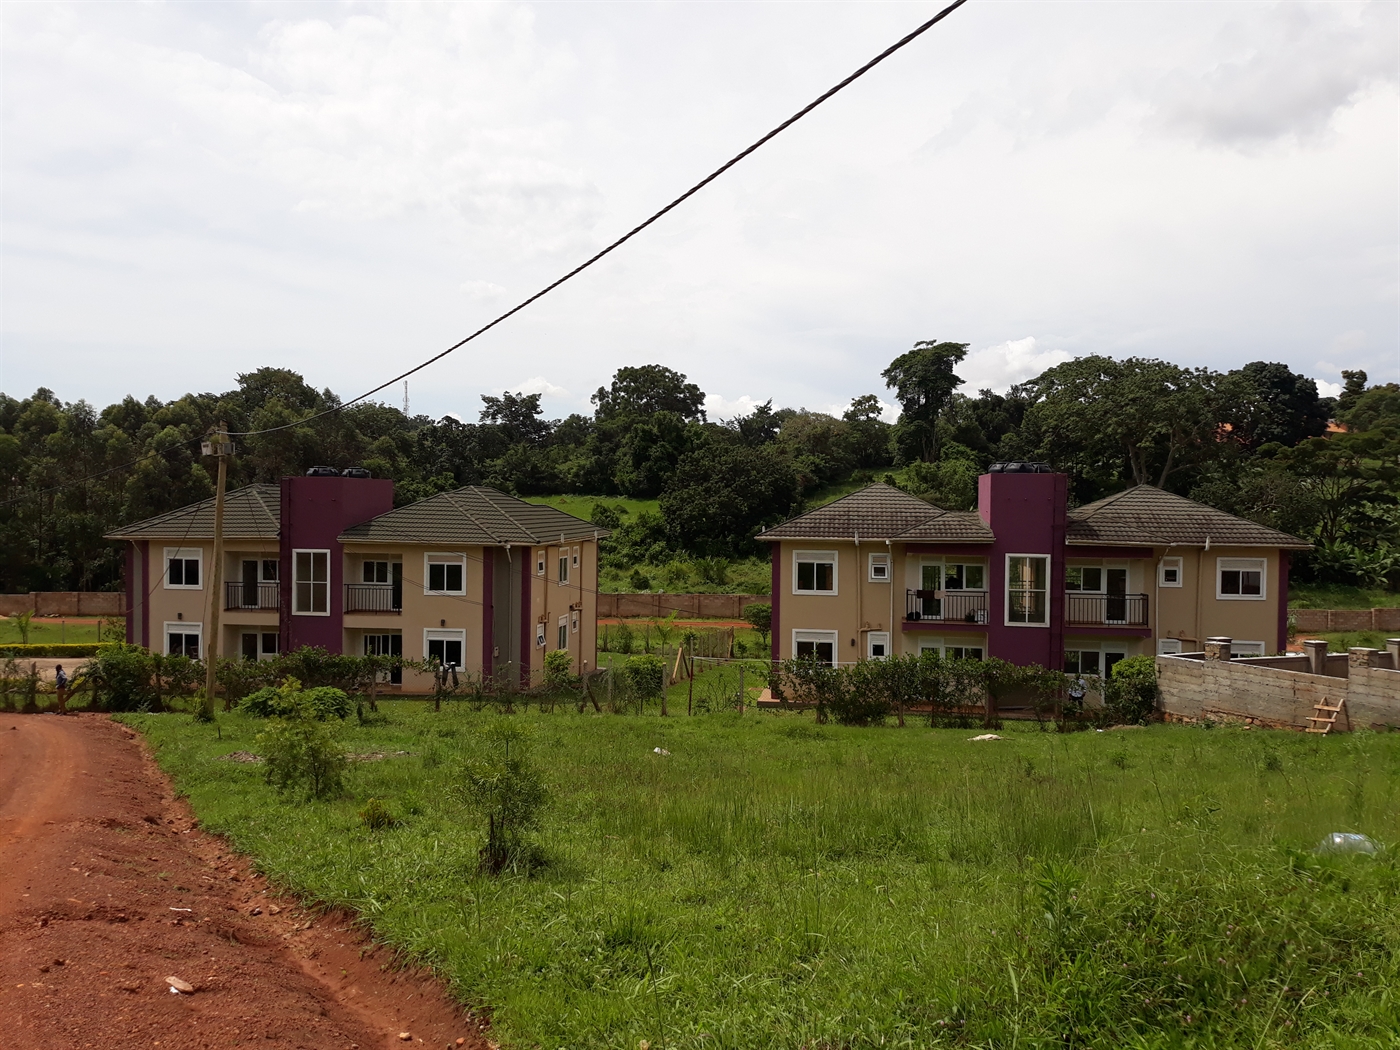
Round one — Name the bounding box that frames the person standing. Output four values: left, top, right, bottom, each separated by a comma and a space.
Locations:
54, 664, 68, 714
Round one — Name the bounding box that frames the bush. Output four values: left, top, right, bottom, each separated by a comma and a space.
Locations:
741, 603, 772, 647
543, 649, 575, 689
81, 644, 207, 712
358, 797, 399, 830
1105, 655, 1158, 724
0, 643, 115, 659
457, 720, 549, 874
623, 654, 665, 699
239, 677, 348, 720
256, 711, 348, 799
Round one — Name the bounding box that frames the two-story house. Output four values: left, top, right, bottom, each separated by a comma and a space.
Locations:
106, 473, 606, 692
757, 464, 1309, 673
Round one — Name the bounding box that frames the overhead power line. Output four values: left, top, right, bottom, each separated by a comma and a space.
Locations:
1, 0, 972, 507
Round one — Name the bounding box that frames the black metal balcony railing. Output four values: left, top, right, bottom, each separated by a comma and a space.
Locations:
905, 590, 989, 623
226, 581, 279, 611
345, 583, 402, 614
1065, 592, 1149, 627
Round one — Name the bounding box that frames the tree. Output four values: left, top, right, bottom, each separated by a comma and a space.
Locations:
479, 391, 552, 446
741, 603, 772, 648
842, 395, 895, 469
1018, 356, 1218, 490
1267, 429, 1400, 547
1339, 384, 1400, 434
1336, 370, 1368, 417
1221, 362, 1332, 450
591, 365, 706, 423
881, 340, 969, 462
659, 443, 800, 557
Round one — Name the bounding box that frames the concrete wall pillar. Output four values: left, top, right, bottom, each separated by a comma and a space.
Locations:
1303, 638, 1329, 676
1386, 639, 1400, 670
1204, 636, 1232, 662
1349, 647, 1382, 672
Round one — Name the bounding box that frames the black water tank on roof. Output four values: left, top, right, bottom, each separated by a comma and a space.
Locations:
305, 465, 340, 477
341, 467, 372, 479
989, 461, 1054, 474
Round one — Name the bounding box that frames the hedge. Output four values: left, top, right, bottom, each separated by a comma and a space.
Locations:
0, 643, 117, 659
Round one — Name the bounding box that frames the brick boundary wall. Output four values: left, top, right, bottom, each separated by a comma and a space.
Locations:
1291, 608, 1400, 632
1157, 639, 1400, 731
598, 593, 769, 620
0, 592, 127, 617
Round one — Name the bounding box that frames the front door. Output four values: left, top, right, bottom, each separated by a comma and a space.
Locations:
241, 560, 259, 607
241, 632, 258, 661
920, 562, 942, 618
1106, 568, 1128, 623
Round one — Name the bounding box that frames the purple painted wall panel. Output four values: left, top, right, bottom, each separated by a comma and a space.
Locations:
978, 472, 1067, 667
770, 543, 781, 663
279, 476, 395, 655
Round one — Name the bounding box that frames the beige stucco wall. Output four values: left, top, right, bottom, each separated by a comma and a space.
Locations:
775, 540, 903, 663
1151, 546, 1282, 652
526, 540, 600, 683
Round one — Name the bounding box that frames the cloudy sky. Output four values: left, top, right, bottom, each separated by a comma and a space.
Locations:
2, 1, 1395, 424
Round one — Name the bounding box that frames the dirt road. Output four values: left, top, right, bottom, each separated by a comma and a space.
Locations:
0, 714, 489, 1050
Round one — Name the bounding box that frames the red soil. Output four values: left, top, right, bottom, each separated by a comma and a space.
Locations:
0, 714, 492, 1050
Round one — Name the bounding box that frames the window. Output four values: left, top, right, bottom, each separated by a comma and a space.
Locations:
164, 548, 202, 589
362, 560, 390, 584
261, 559, 279, 582
536, 551, 545, 576
794, 551, 837, 595
1231, 640, 1266, 657
1064, 650, 1102, 676
571, 547, 580, 569
557, 615, 568, 650
1159, 557, 1182, 587
919, 640, 984, 661
944, 563, 986, 590
425, 553, 466, 595
536, 622, 546, 648
1065, 566, 1103, 592
364, 632, 402, 683
261, 632, 278, 657
293, 550, 330, 614
1006, 555, 1049, 625
1157, 638, 1183, 655
1217, 558, 1265, 600
571, 611, 580, 634
793, 629, 837, 666
867, 632, 890, 659
868, 554, 890, 582
558, 554, 569, 585
424, 629, 465, 669
164, 622, 201, 659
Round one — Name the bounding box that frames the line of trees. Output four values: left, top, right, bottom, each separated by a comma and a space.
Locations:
1, 350, 1395, 594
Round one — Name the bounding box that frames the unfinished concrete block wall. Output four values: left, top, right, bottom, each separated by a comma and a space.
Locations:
1292, 608, 1400, 632
0, 592, 127, 617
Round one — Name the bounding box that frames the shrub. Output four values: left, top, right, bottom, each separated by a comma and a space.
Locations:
240, 677, 348, 720
457, 720, 549, 874
256, 711, 348, 799
623, 654, 665, 699
628, 568, 651, 591
358, 797, 399, 830
0, 643, 114, 659
613, 621, 636, 655
543, 649, 575, 689
1105, 655, 1158, 724
301, 686, 351, 720
83, 643, 158, 712
741, 603, 772, 647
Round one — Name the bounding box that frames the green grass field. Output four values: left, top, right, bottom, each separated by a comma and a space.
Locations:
1307, 631, 1393, 653
1289, 584, 1400, 610
0, 616, 112, 645
523, 493, 660, 521
125, 706, 1399, 1049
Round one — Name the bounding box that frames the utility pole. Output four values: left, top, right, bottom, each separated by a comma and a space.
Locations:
202, 423, 232, 719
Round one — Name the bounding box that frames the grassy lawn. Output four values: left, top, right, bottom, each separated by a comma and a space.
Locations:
523, 493, 660, 521
125, 706, 1398, 1049
1289, 584, 1400, 610
0, 616, 113, 645
1301, 631, 1394, 653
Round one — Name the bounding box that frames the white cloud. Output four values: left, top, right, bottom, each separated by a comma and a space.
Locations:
508, 376, 570, 399
822, 399, 899, 424
961, 338, 1074, 395
462, 280, 507, 302
1315, 380, 1343, 398
704, 393, 767, 420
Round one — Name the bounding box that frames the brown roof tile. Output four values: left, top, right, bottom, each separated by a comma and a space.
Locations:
757, 483, 946, 541
339, 486, 605, 546
104, 484, 281, 541
1066, 486, 1310, 549
897, 510, 995, 542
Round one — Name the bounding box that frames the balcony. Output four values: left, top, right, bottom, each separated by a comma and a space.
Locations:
1065, 592, 1149, 627
345, 583, 402, 614
905, 590, 989, 624
226, 581, 279, 611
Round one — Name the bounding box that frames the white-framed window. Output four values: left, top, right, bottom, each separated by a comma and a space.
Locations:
793, 551, 837, 595
164, 622, 202, 659
1231, 640, 1266, 657
1159, 557, 1183, 588
571, 611, 580, 634
535, 622, 546, 648
292, 549, 330, 615
918, 638, 985, 661
424, 628, 465, 669
943, 562, 986, 591
867, 632, 890, 659
558, 552, 569, 585
163, 547, 202, 589
1006, 554, 1049, 626
536, 550, 545, 576
557, 615, 568, 650
362, 559, 391, 584
1065, 565, 1104, 592
571, 546, 580, 569
1217, 558, 1265, 600
1064, 646, 1128, 676
1156, 638, 1183, 655
425, 552, 466, 595
793, 629, 838, 666
868, 553, 890, 582
260, 559, 278, 582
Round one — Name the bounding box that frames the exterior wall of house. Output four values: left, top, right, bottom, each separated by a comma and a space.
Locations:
144, 539, 216, 658
218, 541, 281, 662
978, 471, 1068, 668
526, 540, 601, 685
279, 475, 395, 655
1150, 546, 1285, 654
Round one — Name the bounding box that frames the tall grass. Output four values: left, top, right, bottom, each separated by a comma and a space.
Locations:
127, 707, 1400, 1049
